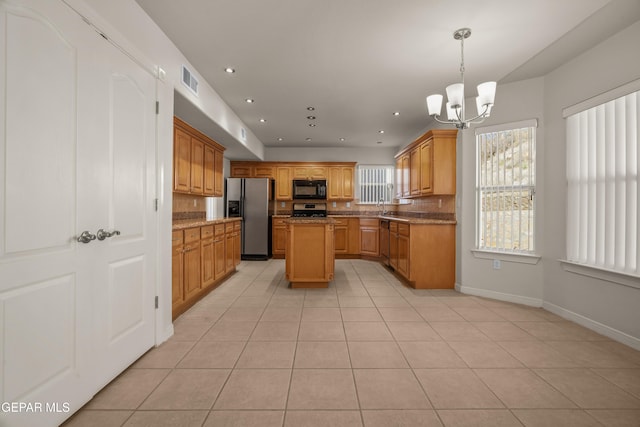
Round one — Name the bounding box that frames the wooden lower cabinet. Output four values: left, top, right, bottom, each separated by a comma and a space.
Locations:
172, 219, 242, 319
272, 217, 287, 258
389, 221, 455, 289
285, 220, 335, 287
359, 218, 380, 256
333, 217, 359, 256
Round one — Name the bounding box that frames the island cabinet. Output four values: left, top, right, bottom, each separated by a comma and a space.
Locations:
174, 117, 225, 197
272, 217, 288, 258
359, 218, 380, 257
333, 217, 360, 257
389, 220, 455, 289
395, 129, 457, 198
285, 219, 335, 288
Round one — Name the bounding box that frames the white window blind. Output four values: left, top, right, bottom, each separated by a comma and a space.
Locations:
566, 88, 639, 276
358, 165, 394, 204
476, 120, 537, 253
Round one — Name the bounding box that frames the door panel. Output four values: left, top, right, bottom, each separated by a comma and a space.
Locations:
0, 1, 156, 425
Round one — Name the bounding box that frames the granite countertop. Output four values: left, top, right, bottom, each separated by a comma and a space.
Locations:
172, 217, 241, 230
284, 217, 337, 224
274, 213, 456, 225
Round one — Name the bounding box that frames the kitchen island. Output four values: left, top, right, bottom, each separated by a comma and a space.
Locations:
285, 217, 336, 288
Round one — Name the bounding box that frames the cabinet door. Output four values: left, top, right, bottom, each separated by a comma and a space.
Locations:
183, 243, 201, 300
401, 154, 410, 197
334, 225, 348, 254
231, 164, 252, 177
225, 231, 235, 272
273, 226, 286, 255
347, 218, 360, 254
360, 227, 379, 256
201, 238, 214, 286
341, 167, 354, 199
328, 167, 342, 200
309, 167, 327, 179
172, 238, 184, 306
395, 157, 403, 199
174, 128, 191, 192
397, 235, 410, 278
420, 140, 433, 194
254, 165, 274, 178
276, 167, 292, 200
214, 236, 226, 279
410, 147, 421, 196
389, 228, 398, 269
203, 145, 215, 196
190, 138, 204, 194
214, 148, 224, 197
234, 230, 241, 266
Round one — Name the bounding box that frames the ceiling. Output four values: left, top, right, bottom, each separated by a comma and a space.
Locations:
135, 0, 638, 155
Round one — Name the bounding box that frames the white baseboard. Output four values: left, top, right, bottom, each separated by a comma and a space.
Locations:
455, 282, 543, 307
543, 301, 640, 351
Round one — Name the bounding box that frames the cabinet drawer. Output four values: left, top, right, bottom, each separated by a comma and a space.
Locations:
214, 224, 225, 237
360, 218, 379, 228
184, 227, 200, 243
273, 217, 288, 226
201, 225, 214, 239
332, 218, 349, 226
172, 230, 183, 246
398, 223, 410, 236
390, 222, 398, 233
225, 222, 235, 233
234, 221, 241, 231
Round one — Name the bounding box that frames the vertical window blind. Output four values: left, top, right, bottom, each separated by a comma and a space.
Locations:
476, 120, 537, 253
565, 88, 639, 276
357, 165, 394, 204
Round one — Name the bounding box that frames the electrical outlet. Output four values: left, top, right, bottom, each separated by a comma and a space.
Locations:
346, 202, 351, 208
493, 259, 501, 270
438, 199, 442, 208
281, 201, 285, 208
332, 201, 337, 208
193, 199, 197, 207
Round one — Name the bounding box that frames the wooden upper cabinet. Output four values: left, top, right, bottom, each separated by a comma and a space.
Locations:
420, 139, 433, 194
328, 166, 354, 200
214, 149, 224, 197
254, 165, 274, 178
394, 129, 457, 198
173, 117, 225, 196
174, 127, 191, 192
230, 164, 252, 177
409, 147, 421, 196
276, 167, 292, 200
190, 138, 204, 194
203, 144, 215, 196
293, 166, 327, 180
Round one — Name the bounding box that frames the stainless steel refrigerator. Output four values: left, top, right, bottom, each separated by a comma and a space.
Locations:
225, 178, 270, 260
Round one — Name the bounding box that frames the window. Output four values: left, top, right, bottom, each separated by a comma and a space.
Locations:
476, 119, 537, 253
565, 85, 639, 276
357, 165, 394, 204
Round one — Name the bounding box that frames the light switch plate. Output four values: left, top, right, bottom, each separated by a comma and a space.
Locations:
493, 259, 501, 270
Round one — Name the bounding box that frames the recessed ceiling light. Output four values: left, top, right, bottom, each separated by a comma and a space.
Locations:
307, 116, 316, 120
307, 107, 315, 111
393, 112, 400, 116
224, 67, 235, 73
378, 130, 385, 134
305, 138, 312, 141
377, 141, 383, 144
308, 123, 316, 127
277, 137, 284, 142
259, 118, 266, 123
339, 138, 345, 142
245, 98, 254, 103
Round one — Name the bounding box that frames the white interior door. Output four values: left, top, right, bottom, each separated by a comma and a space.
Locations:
0, 1, 157, 425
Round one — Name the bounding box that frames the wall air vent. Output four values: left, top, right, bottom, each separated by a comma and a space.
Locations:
181, 65, 199, 95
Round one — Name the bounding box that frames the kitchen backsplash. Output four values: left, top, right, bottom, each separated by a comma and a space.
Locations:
173, 193, 206, 220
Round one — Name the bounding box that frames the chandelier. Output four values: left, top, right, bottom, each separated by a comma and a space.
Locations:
426, 28, 496, 129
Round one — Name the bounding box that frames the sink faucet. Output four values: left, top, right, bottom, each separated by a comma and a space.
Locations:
377, 198, 387, 215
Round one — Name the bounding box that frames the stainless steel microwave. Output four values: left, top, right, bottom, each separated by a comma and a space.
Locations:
292, 179, 327, 199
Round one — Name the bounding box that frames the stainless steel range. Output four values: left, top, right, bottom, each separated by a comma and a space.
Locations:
292, 202, 327, 218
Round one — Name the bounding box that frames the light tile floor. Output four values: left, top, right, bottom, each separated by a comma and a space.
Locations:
64, 259, 640, 427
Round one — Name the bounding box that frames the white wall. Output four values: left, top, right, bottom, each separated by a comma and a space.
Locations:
265, 146, 396, 165
542, 21, 640, 346
457, 77, 546, 306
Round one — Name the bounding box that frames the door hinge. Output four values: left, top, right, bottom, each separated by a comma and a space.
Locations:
154, 198, 159, 211
155, 296, 159, 309
155, 101, 159, 115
